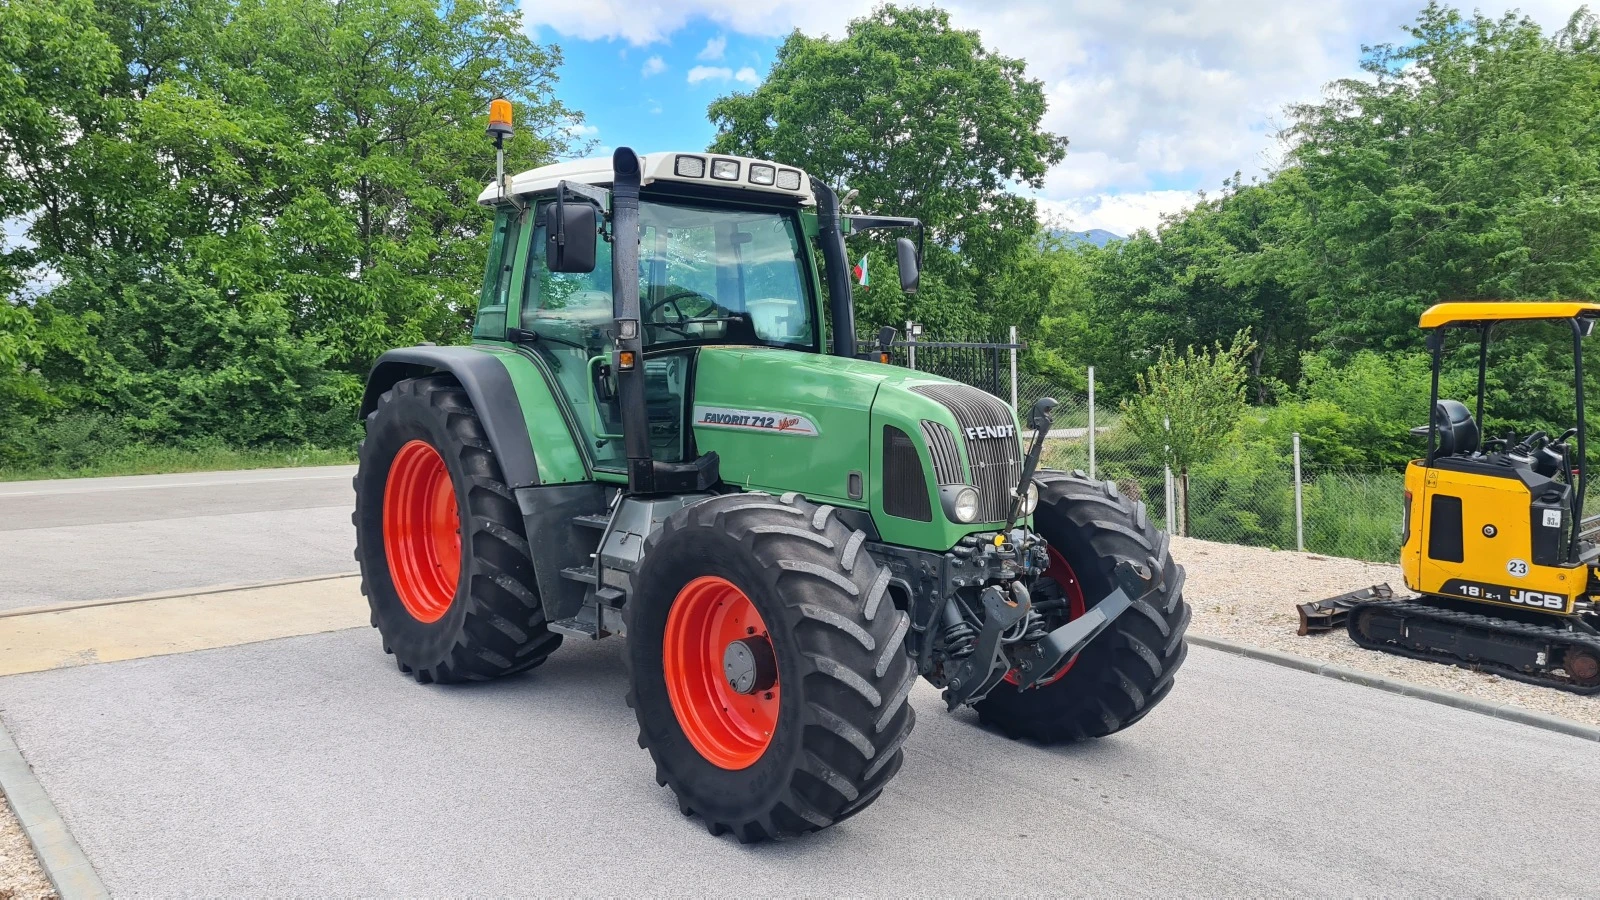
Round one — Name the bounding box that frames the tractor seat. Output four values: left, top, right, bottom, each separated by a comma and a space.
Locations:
1432, 399, 1480, 456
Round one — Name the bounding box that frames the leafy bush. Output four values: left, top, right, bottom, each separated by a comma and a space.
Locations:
0, 412, 133, 472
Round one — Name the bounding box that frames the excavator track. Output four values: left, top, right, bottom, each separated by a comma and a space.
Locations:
1347, 598, 1600, 695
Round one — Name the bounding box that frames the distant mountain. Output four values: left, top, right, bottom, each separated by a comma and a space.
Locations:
1051, 228, 1122, 248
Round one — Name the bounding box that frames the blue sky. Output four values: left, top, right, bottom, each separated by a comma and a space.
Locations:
552, 24, 780, 157
531, 0, 1586, 236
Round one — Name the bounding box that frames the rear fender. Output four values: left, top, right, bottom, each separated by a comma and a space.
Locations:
362, 345, 544, 489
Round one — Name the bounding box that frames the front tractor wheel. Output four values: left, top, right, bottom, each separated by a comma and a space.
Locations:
975, 470, 1191, 743
353, 375, 561, 683
626, 493, 916, 842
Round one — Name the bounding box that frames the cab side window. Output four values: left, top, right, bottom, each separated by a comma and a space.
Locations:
472, 208, 521, 340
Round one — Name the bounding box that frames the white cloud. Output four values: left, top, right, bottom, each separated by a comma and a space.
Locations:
640, 55, 667, 77
523, 0, 864, 45
734, 66, 759, 85
687, 64, 734, 84
562, 122, 600, 139
698, 35, 727, 60
1038, 191, 1200, 237
525, 0, 1586, 231
2, 216, 31, 250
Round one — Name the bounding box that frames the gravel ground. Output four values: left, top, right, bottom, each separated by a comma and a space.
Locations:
1174, 535, 1600, 728
0, 790, 52, 900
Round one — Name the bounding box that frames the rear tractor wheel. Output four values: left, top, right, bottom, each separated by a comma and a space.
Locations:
353, 375, 561, 683
975, 470, 1190, 743
625, 493, 916, 841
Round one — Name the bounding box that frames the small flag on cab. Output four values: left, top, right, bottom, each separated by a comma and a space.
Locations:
853, 255, 869, 288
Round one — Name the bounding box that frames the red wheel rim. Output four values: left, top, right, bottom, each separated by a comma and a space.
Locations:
663, 576, 779, 770
383, 440, 462, 623
1006, 544, 1088, 687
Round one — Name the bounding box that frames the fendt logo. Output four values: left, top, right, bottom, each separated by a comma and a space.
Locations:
965, 424, 1016, 440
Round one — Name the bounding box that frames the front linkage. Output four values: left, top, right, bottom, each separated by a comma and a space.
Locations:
867, 399, 1150, 710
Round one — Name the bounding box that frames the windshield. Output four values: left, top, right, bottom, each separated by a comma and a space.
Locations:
523, 199, 817, 351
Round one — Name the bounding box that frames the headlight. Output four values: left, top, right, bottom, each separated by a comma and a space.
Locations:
1019, 482, 1039, 516
674, 155, 706, 178
952, 486, 979, 523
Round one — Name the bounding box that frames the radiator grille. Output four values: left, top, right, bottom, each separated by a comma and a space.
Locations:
920, 420, 963, 486
882, 425, 932, 521
911, 383, 1021, 523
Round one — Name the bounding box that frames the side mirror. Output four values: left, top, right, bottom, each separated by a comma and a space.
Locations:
896, 237, 920, 294
545, 200, 597, 274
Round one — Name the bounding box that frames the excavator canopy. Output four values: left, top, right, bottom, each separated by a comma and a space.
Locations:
1419, 301, 1600, 328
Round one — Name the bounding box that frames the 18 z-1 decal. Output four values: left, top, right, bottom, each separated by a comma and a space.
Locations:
693, 405, 818, 436
1438, 578, 1568, 612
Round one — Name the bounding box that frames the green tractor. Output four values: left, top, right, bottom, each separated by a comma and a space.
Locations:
352, 103, 1190, 842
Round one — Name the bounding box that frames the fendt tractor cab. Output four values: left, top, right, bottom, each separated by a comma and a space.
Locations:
1347, 302, 1600, 692
352, 101, 1189, 840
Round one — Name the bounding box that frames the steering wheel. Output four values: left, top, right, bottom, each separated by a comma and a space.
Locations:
644, 288, 720, 325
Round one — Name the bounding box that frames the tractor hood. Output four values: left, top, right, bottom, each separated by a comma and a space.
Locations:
689, 346, 1025, 551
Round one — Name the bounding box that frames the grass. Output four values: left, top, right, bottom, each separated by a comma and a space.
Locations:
1303, 469, 1406, 563
0, 444, 355, 482
1041, 430, 1406, 564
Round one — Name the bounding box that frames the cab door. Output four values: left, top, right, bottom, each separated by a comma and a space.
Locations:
516, 201, 691, 474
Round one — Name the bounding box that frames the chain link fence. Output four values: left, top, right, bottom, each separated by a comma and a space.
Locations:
874, 325, 1408, 563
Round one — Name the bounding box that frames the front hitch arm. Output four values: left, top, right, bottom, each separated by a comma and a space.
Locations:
1008, 558, 1157, 691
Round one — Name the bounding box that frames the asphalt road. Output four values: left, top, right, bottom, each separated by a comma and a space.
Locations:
1, 630, 1594, 895
2, 467, 1596, 894
0, 467, 356, 610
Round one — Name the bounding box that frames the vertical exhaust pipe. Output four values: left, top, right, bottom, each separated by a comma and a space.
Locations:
610, 147, 654, 493
812, 179, 858, 358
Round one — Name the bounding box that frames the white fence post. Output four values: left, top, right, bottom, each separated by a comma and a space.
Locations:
1163, 416, 1175, 534
1087, 365, 1096, 481
1293, 432, 1305, 552
905, 320, 917, 370
1164, 465, 1174, 534
1009, 325, 1019, 411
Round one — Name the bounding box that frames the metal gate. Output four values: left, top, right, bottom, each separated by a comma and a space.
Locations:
861, 330, 1022, 402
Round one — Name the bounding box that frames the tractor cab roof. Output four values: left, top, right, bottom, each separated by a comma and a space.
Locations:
1419, 301, 1600, 329
477, 152, 817, 207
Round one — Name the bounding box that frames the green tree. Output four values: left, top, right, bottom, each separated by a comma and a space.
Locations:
1289, 3, 1600, 351
1121, 331, 1257, 535
706, 5, 1068, 336
2, 0, 581, 460
1063, 174, 1312, 400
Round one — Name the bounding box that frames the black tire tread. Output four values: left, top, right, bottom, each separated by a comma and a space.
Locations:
625, 492, 916, 842
975, 469, 1189, 743
353, 375, 560, 684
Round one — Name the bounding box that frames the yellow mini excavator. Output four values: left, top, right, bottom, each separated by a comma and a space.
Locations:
1346, 302, 1600, 693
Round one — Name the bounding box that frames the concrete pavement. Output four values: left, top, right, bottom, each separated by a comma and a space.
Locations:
0, 575, 365, 676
